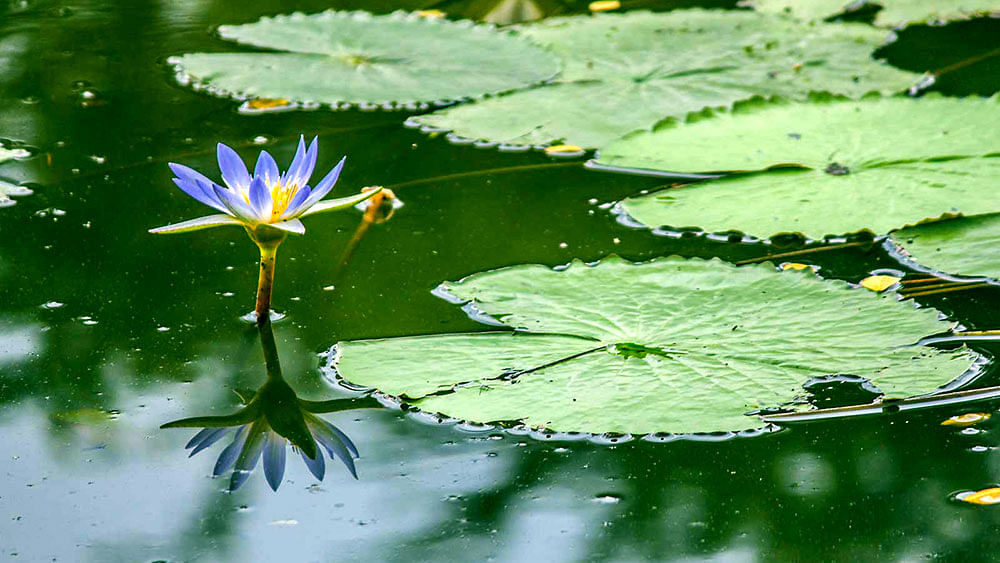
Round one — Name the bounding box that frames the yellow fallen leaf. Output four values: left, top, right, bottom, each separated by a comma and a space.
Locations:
781, 262, 811, 271
589, 0, 621, 11
544, 144, 584, 155
860, 275, 900, 292
959, 487, 1000, 505
245, 98, 290, 110
416, 9, 446, 18
942, 412, 991, 426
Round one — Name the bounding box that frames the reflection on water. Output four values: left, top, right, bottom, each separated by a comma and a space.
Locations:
163, 317, 378, 491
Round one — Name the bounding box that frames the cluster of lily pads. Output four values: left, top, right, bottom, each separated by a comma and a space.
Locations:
152, 3, 1000, 437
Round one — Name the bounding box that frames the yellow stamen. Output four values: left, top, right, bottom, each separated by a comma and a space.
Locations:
270, 182, 298, 221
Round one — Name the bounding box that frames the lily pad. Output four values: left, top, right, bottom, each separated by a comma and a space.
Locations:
170, 10, 560, 108
331, 256, 979, 435
749, 0, 1000, 27
889, 214, 1000, 280
410, 10, 921, 149
611, 95, 1000, 239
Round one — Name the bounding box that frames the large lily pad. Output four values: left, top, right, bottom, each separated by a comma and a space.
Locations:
332, 256, 978, 435
612, 95, 1000, 239
749, 0, 999, 27
410, 10, 921, 149
169, 10, 560, 108
890, 214, 1000, 280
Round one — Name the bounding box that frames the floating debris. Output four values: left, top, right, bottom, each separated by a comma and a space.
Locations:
861, 275, 901, 292
957, 487, 1000, 505
941, 412, 990, 427
589, 0, 621, 12
544, 144, 585, 158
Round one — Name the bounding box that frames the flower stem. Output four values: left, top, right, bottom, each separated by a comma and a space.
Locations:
255, 243, 278, 323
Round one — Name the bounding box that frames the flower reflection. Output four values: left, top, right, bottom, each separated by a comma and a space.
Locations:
163, 318, 378, 491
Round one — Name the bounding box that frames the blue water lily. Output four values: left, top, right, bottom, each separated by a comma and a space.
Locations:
150, 136, 379, 235
149, 136, 381, 320
165, 376, 367, 492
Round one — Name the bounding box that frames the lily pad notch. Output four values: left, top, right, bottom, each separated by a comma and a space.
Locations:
410, 9, 923, 150
887, 214, 1000, 283
169, 10, 561, 111
327, 256, 982, 437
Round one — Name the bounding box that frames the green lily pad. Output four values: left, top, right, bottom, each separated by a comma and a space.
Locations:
331, 256, 979, 435
749, 0, 999, 27
611, 95, 1000, 239
890, 214, 1000, 280
410, 10, 922, 149
169, 10, 560, 108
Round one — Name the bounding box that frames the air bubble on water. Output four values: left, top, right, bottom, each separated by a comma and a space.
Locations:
252, 136, 270, 145
225, 266, 234, 271
82, 221, 91, 228
588, 198, 599, 204
961, 428, 982, 435
239, 310, 286, 323
613, 238, 621, 244
89, 155, 105, 164
41, 301, 64, 309
592, 493, 622, 504
221, 292, 234, 297
971, 445, 990, 453
323, 285, 335, 291
559, 242, 568, 248
156, 326, 170, 332
870, 268, 906, 278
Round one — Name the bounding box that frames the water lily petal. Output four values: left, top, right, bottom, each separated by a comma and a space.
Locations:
170, 178, 229, 213
300, 444, 325, 480
300, 157, 345, 209
300, 187, 382, 218
213, 184, 256, 222
248, 176, 273, 220
283, 135, 307, 186
230, 420, 267, 491
323, 419, 359, 458
187, 427, 232, 457
214, 426, 248, 476
149, 213, 243, 234
280, 186, 312, 220
254, 150, 280, 187
169, 163, 228, 211
217, 143, 251, 191
297, 136, 319, 187
263, 433, 287, 491
310, 417, 358, 479
269, 218, 305, 235
185, 427, 219, 450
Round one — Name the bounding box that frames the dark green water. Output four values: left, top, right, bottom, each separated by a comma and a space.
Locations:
2, 0, 1000, 560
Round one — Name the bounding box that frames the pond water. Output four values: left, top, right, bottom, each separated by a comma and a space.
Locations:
2, 0, 1000, 560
